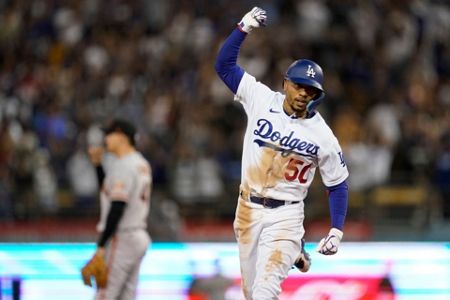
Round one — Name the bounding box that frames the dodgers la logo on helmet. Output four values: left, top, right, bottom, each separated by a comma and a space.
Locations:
306, 65, 316, 78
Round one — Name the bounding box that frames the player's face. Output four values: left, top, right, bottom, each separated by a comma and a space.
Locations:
283, 80, 318, 117
105, 132, 123, 154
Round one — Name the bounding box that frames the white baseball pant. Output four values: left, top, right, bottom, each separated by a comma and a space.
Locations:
233, 197, 304, 299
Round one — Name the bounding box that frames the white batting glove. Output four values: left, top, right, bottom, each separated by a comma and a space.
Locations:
316, 228, 343, 255
238, 7, 267, 33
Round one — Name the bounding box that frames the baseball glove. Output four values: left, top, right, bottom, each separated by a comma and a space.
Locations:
81, 252, 108, 288
294, 239, 311, 272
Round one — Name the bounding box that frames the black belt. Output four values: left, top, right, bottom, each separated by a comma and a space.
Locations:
249, 196, 300, 209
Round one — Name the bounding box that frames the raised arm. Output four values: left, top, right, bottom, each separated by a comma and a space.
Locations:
214, 7, 267, 94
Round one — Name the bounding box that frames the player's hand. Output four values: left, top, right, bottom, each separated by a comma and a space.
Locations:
238, 7, 267, 33
88, 146, 104, 166
316, 228, 343, 255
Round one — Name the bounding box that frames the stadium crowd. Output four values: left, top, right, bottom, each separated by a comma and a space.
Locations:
0, 0, 449, 232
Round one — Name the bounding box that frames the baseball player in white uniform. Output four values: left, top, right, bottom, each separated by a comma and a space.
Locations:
86, 119, 152, 300
215, 7, 349, 300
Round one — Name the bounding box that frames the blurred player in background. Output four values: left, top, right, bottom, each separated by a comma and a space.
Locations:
215, 7, 349, 299
83, 118, 152, 300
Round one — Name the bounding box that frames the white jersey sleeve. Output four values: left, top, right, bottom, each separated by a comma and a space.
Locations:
318, 134, 349, 187
234, 72, 278, 115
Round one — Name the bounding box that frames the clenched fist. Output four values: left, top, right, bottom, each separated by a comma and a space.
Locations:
316, 228, 343, 255
238, 7, 267, 33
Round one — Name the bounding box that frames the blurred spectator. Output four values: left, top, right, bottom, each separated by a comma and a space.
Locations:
0, 166, 13, 220
33, 148, 57, 214
170, 144, 224, 204
66, 143, 98, 212
0, 121, 14, 220
433, 131, 450, 219
148, 191, 181, 241
333, 106, 392, 193
9, 125, 39, 219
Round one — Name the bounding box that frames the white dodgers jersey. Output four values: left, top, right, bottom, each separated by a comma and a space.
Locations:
97, 151, 152, 232
234, 72, 349, 201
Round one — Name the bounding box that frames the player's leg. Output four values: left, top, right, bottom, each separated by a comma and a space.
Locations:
119, 262, 141, 300
119, 230, 150, 300
252, 203, 304, 299
233, 198, 263, 299
95, 237, 125, 300
96, 231, 149, 300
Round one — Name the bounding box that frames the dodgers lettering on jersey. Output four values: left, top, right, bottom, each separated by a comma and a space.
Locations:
234, 72, 348, 202
97, 151, 152, 232
253, 119, 320, 158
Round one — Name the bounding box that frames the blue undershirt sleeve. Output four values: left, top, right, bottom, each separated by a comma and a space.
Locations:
214, 27, 247, 94
327, 180, 349, 230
